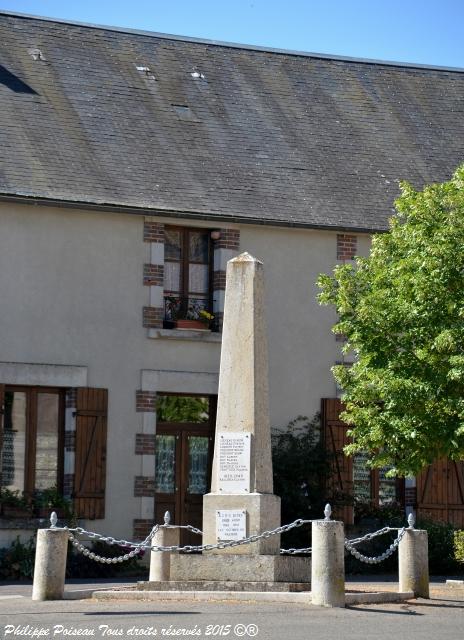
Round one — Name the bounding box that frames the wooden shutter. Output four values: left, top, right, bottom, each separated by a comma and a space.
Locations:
417, 458, 464, 528
322, 398, 354, 524
0, 384, 4, 486
74, 388, 107, 519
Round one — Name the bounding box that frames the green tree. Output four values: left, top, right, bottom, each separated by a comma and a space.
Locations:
317, 166, 464, 477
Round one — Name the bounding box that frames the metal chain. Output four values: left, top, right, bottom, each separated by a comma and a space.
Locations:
52, 508, 411, 565
61, 518, 314, 562
345, 526, 400, 546
344, 527, 407, 564
165, 524, 203, 535
66, 524, 161, 564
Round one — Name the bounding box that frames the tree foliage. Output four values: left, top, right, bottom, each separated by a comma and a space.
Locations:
272, 414, 331, 547
317, 166, 464, 476
156, 395, 209, 423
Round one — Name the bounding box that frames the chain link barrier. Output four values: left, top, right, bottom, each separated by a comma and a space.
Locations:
49, 506, 414, 564
59, 518, 314, 562
344, 527, 407, 564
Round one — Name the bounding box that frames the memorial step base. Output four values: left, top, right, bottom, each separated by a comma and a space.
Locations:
170, 554, 311, 583
137, 580, 310, 592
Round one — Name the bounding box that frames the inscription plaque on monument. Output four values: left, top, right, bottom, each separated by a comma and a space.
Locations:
216, 510, 247, 541
218, 432, 251, 494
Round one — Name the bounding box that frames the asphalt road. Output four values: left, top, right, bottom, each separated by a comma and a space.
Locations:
0, 582, 462, 640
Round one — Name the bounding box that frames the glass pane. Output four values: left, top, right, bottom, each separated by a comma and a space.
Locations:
164, 262, 181, 293
353, 452, 371, 502
188, 436, 209, 494
189, 264, 209, 293
155, 435, 176, 493
186, 297, 208, 320
35, 393, 59, 490
1, 391, 26, 492
157, 396, 209, 423
164, 229, 182, 260
189, 231, 208, 262
379, 468, 396, 505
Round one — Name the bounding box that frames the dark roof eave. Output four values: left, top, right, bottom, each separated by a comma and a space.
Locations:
0, 193, 385, 234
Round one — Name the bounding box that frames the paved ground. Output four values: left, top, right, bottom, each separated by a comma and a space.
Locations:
0, 578, 462, 640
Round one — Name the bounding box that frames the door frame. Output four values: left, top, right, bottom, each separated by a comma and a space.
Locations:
155, 394, 216, 545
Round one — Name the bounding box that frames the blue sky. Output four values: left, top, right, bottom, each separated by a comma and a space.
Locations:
2, 1, 464, 67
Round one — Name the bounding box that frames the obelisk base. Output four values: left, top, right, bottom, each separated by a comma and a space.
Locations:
203, 493, 281, 555
170, 554, 311, 583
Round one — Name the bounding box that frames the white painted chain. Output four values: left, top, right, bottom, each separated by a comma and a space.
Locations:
51, 507, 413, 564
346, 526, 398, 546
344, 527, 407, 564
60, 518, 314, 562
66, 524, 161, 564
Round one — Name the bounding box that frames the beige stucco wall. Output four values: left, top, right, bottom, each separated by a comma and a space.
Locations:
0, 202, 371, 540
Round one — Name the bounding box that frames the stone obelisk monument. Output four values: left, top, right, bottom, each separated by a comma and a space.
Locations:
171, 252, 310, 583
202, 252, 280, 554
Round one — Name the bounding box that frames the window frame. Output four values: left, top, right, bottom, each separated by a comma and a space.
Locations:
163, 225, 214, 323
352, 455, 403, 509
1, 385, 65, 496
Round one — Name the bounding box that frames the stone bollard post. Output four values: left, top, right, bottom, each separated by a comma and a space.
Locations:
311, 504, 345, 608
32, 514, 68, 601
399, 514, 429, 598
149, 512, 180, 582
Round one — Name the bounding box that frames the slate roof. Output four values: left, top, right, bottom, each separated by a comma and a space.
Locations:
1, 12, 464, 231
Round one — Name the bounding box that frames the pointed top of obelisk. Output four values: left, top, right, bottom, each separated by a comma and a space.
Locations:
229, 251, 263, 265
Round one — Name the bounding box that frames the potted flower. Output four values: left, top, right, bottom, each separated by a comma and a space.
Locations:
0, 488, 33, 518
175, 303, 214, 330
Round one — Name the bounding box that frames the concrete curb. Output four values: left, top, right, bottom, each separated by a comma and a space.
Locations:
92, 589, 415, 605
64, 589, 105, 600
345, 591, 414, 605
446, 580, 464, 588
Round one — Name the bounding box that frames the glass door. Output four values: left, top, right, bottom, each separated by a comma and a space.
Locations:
154, 395, 215, 547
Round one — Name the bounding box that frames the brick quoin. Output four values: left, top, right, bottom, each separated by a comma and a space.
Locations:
65, 388, 77, 408
64, 432, 76, 451
215, 228, 240, 250
134, 476, 156, 497
337, 234, 357, 261
63, 473, 74, 497
143, 264, 164, 286
143, 220, 165, 243
213, 270, 227, 290
135, 433, 156, 455
133, 519, 153, 540
404, 487, 417, 506
136, 390, 157, 412
143, 306, 163, 328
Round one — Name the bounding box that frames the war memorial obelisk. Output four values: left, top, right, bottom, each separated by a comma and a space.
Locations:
171, 253, 309, 583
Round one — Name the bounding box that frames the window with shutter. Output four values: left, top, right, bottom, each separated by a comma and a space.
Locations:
322, 398, 404, 524
0, 385, 64, 495
322, 398, 354, 524
74, 388, 108, 520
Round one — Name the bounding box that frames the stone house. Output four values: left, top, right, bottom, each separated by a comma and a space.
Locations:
0, 11, 463, 545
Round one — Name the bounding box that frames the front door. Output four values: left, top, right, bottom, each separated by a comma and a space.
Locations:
154, 395, 216, 546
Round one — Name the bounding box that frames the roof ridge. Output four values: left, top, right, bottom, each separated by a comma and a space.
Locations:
2, 9, 464, 74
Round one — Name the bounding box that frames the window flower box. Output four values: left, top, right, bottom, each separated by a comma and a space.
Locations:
175, 319, 209, 330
